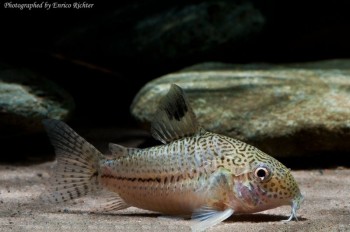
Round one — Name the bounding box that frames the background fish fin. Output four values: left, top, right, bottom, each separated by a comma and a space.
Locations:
150, 84, 200, 144
108, 143, 140, 158
191, 207, 234, 232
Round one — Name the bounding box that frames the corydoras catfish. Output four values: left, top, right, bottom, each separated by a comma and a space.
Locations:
41, 84, 303, 231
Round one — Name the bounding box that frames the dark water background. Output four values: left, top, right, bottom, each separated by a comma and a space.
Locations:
1, 0, 350, 167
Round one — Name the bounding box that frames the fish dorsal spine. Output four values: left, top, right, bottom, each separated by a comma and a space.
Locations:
150, 84, 202, 144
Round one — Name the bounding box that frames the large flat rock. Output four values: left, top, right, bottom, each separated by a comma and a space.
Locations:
0, 64, 74, 138
131, 59, 350, 157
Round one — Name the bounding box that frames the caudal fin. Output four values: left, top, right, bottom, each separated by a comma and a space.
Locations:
41, 119, 103, 203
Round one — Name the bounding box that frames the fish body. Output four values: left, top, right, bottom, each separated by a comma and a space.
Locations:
42, 84, 303, 231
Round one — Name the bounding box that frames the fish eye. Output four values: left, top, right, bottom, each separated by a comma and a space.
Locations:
254, 166, 270, 182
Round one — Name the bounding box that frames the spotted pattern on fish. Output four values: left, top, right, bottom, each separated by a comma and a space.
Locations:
96, 130, 301, 217
42, 84, 303, 232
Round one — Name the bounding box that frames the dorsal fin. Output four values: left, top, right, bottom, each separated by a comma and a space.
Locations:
150, 84, 200, 144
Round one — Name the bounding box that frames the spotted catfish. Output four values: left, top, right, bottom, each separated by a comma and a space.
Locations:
42, 84, 303, 231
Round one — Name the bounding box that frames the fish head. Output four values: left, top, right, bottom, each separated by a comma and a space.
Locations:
231, 151, 303, 220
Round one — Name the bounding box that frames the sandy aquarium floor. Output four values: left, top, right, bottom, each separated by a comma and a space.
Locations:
0, 162, 349, 232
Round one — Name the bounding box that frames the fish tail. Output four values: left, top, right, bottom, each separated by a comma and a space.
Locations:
41, 119, 103, 204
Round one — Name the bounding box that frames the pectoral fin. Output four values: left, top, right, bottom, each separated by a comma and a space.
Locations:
191, 168, 235, 231
197, 167, 233, 198
191, 207, 234, 232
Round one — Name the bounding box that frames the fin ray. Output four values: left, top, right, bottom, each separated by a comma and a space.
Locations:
191, 207, 234, 232
151, 84, 200, 144
191, 168, 235, 231
41, 119, 102, 204
89, 190, 130, 212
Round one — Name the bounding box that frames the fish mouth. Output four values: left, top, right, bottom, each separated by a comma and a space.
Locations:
283, 193, 304, 222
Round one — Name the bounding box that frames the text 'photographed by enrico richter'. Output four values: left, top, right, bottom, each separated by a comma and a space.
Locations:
3, 2, 94, 10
